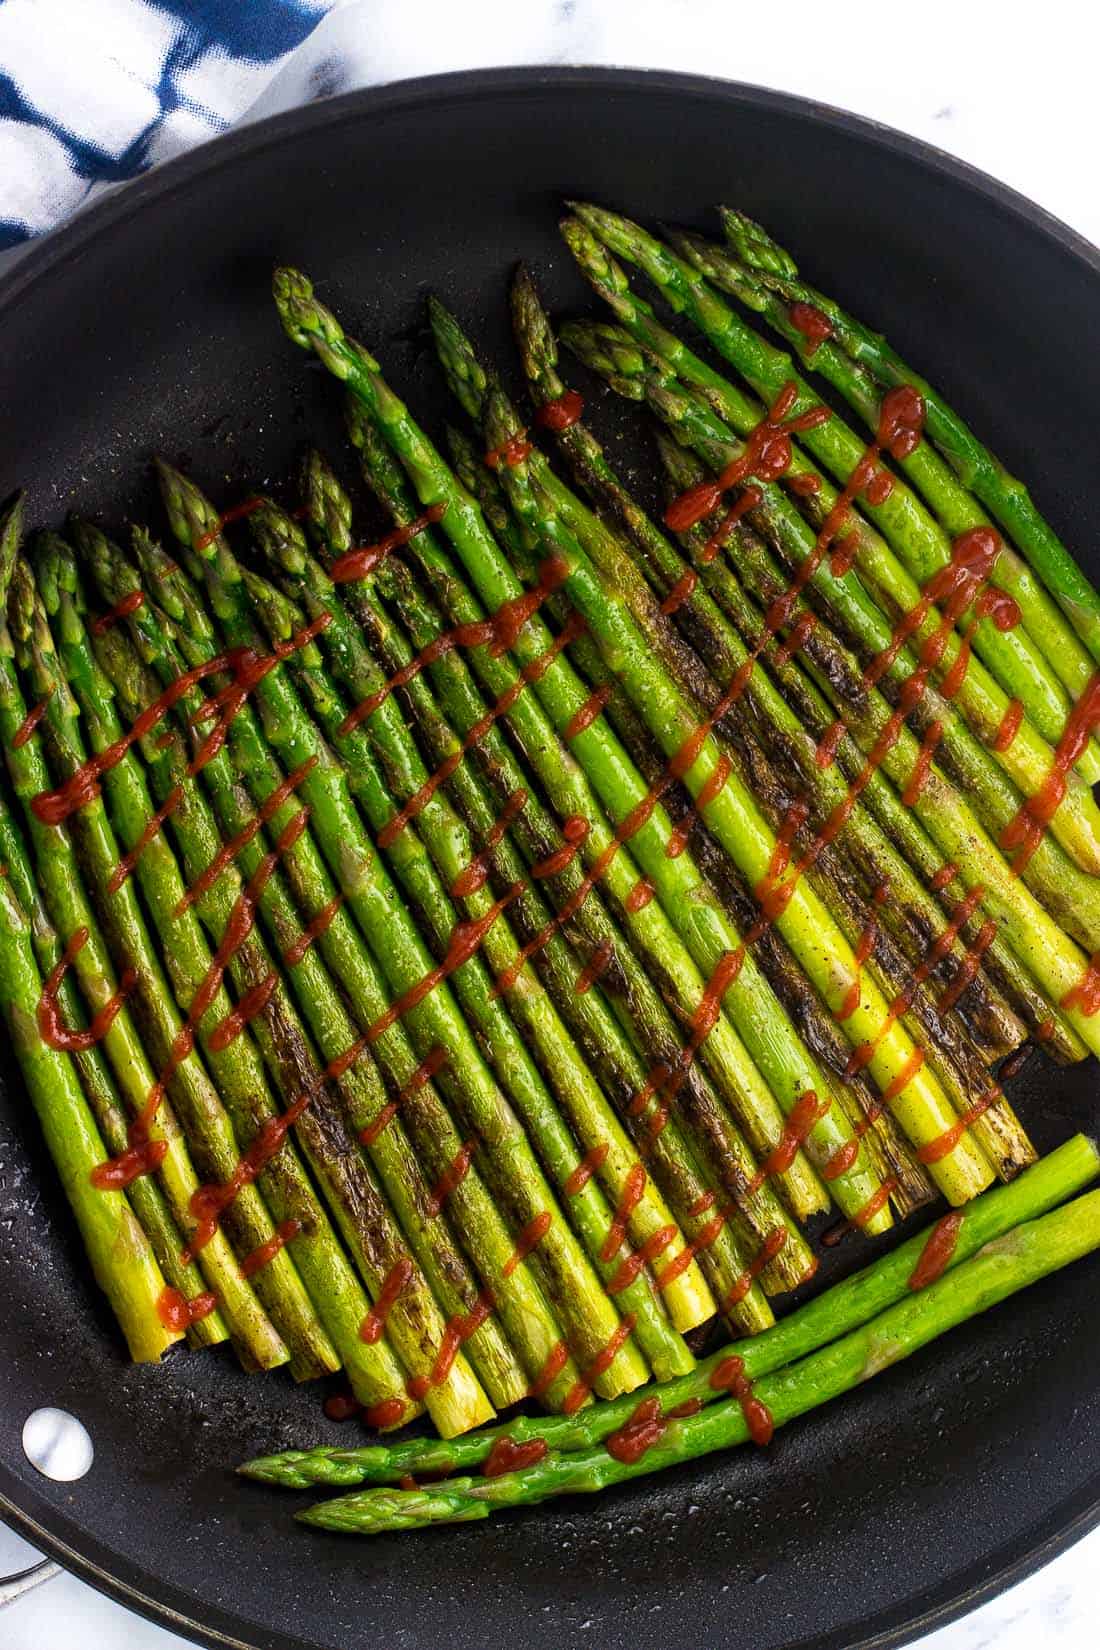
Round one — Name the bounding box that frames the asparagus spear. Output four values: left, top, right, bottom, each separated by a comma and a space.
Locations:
300, 1180, 1100, 1530
9, 557, 295, 1374
0, 568, 270, 1364
154, 460, 645, 1405
238, 538, 688, 1380
45, 536, 454, 1411
716, 205, 1100, 674
243, 1131, 1099, 1487
564, 324, 1100, 1055
308, 451, 803, 1316
0, 860, 181, 1363
102, 527, 578, 1417
668, 224, 1099, 776
559, 220, 1100, 877
416, 291, 986, 1206
251, 487, 710, 1359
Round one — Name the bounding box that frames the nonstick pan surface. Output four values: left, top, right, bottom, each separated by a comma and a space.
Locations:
0, 66, 1098, 1650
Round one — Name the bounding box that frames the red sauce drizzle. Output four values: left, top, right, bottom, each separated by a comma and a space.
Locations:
562, 1313, 637, 1414
283, 894, 345, 967
32, 616, 329, 827
822, 1176, 900, 1243
788, 471, 821, 497
930, 861, 958, 893
606, 1396, 668, 1464
107, 785, 184, 894
815, 718, 845, 769
485, 431, 533, 470
625, 876, 654, 912
328, 503, 447, 585
207, 970, 278, 1051
526, 1340, 570, 1400
937, 917, 998, 1014
176, 757, 317, 915
530, 813, 590, 882
156, 1286, 218, 1331
1061, 952, 1100, 1017
902, 720, 943, 806
451, 789, 528, 897
1001, 670, 1100, 872
359, 1044, 449, 1148
323, 1392, 361, 1422
11, 692, 53, 749
483, 1435, 550, 1476
38, 929, 136, 1053
724, 1227, 792, 1307
607, 1222, 677, 1296
908, 1210, 964, 1291
661, 569, 699, 615
575, 936, 614, 995
599, 1164, 647, 1261
92, 590, 145, 635
241, 1217, 300, 1278
748, 1090, 829, 1192
993, 698, 1024, 753
535, 389, 584, 432
788, 301, 833, 356
194, 497, 265, 552
408, 1287, 496, 1399
502, 1211, 553, 1277
564, 1141, 610, 1197
359, 1256, 415, 1343
566, 683, 613, 740
97, 808, 309, 1204
426, 1139, 477, 1217
709, 1354, 774, 1446
364, 1397, 407, 1430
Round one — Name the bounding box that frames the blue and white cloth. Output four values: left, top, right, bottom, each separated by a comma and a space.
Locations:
0, 0, 604, 252
0, 0, 344, 248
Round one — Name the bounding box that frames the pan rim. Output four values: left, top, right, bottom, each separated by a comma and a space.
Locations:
1, 61, 1098, 1650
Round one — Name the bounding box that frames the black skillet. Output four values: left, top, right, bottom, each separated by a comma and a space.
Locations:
0, 66, 1098, 1650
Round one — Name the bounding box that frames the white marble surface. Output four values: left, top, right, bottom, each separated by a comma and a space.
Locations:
2, 1, 1099, 1645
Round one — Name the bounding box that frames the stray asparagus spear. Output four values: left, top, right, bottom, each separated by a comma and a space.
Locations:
242, 1131, 1100, 1486
298, 1178, 1100, 1529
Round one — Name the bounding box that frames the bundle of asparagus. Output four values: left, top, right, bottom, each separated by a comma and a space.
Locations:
4, 199, 1100, 1525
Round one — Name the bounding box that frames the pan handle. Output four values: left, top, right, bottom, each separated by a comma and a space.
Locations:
0, 1557, 61, 1607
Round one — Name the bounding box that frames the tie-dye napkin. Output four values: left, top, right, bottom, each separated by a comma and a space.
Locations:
0, 0, 342, 247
